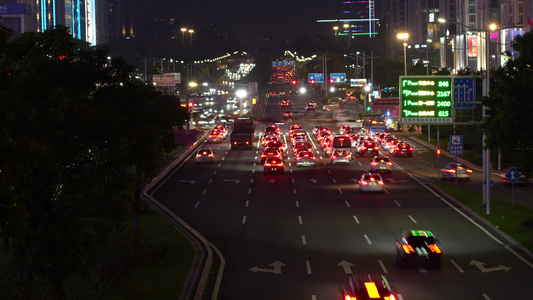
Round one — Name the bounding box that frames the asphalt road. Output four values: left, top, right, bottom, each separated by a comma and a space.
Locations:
150, 88, 533, 300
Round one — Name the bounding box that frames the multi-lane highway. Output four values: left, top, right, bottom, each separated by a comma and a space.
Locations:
149, 89, 533, 300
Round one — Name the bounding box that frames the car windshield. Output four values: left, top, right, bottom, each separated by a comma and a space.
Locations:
407, 236, 435, 246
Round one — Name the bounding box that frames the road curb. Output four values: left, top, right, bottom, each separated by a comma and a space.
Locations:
429, 182, 533, 261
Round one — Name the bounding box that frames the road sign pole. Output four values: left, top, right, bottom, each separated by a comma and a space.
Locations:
512, 182, 515, 207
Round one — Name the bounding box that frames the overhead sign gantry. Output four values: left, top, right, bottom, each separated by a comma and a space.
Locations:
399, 76, 454, 124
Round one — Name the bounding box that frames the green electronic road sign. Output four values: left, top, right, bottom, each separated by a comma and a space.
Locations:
399, 76, 454, 124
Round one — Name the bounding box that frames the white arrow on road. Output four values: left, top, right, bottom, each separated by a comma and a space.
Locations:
178, 180, 195, 184
337, 260, 355, 274
384, 178, 408, 183
469, 260, 511, 273
309, 179, 318, 183
223, 179, 240, 184
249, 261, 286, 274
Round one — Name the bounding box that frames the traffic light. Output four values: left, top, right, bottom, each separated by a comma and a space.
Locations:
366, 106, 371, 111
188, 101, 194, 108
310, 79, 315, 85
437, 148, 441, 157
330, 78, 334, 84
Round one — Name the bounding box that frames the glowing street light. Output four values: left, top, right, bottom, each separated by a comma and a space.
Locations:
181, 28, 187, 44
235, 89, 248, 116
397, 32, 409, 75
188, 29, 195, 44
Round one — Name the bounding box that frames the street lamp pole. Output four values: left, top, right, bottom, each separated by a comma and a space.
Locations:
181, 28, 187, 44
397, 33, 409, 76
188, 29, 194, 44
333, 26, 339, 45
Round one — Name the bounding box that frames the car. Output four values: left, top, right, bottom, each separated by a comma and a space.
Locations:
440, 162, 472, 180
264, 124, 280, 134
330, 150, 351, 165
295, 151, 316, 167
358, 173, 385, 193
390, 142, 413, 157
280, 99, 291, 106
381, 136, 396, 149
396, 230, 442, 268
265, 140, 285, 153
195, 148, 214, 164
207, 130, 223, 143
260, 148, 282, 164
262, 134, 280, 147
305, 104, 316, 111
500, 167, 530, 185
357, 140, 380, 157
340, 274, 397, 300
289, 124, 303, 134
263, 157, 284, 174
214, 124, 228, 138
292, 141, 313, 154
370, 156, 393, 172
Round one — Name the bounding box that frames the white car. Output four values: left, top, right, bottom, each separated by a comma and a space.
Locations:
359, 173, 385, 193
295, 151, 316, 167
196, 148, 214, 164
370, 156, 393, 172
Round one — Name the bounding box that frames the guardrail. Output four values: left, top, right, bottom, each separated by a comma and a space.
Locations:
141, 131, 225, 300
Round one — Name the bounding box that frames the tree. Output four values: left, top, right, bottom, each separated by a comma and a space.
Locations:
0, 26, 186, 297
481, 30, 533, 175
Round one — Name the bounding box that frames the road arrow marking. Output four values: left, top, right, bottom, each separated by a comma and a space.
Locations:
469, 260, 511, 273
337, 260, 355, 274
384, 178, 408, 183
178, 180, 195, 184
249, 261, 286, 274
223, 179, 240, 184
309, 178, 318, 183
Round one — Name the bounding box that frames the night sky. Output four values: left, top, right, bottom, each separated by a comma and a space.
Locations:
132, 0, 343, 46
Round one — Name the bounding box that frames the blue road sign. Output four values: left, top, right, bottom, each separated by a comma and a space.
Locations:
308, 73, 324, 83
505, 167, 522, 184
449, 135, 463, 155
454, 77, 476, 108
330, 73, 346, 83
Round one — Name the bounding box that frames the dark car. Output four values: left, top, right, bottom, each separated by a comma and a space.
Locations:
340, 274, 397, 300
390, 142, 413, 157
263, 157, 284, 175
396, 230, 442, 268
357, 141, 379, 157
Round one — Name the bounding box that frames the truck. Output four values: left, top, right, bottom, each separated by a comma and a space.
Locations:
230, 118, 255, 150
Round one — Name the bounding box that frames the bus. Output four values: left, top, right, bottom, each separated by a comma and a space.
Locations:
366, 118, 387, 135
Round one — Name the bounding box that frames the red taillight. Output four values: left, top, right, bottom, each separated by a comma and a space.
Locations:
385, 294, 396, 300
428, 244, 441, 253
378, 180, 384, 185
360, 180, 369, 185
233, 141, 237, 145
371, 162, 378, 166
409, 147, 413, 151
466, 169, 473, 173
448, 169, 456, 173
403, 244, 414, 254
332, 156, 336, 159
374, 147, 379, 151
245, 141, 250, 145
387, 162, 392, 166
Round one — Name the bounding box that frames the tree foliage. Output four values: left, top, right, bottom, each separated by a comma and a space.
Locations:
481, 30, 533, 174
0, 25, 185, 297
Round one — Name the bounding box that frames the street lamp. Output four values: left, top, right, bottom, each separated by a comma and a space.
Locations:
181, 27, 187, 44
235, 89, 248, 116
397, 32, 409, 75
343, 23, 350, 47
188, 29, 194, 44
364, 84, 371, 112
333, 26, 339, 45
